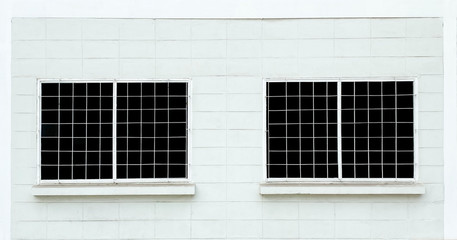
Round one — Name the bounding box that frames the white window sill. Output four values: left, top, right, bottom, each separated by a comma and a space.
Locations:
32, 183, 196, 196
259, 182, 425, 195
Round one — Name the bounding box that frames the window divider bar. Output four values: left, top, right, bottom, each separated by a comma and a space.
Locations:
337, 80, 342, 180
112, 80, 117, 181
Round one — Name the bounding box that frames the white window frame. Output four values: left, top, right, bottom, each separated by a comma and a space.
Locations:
37, 78, 192, 184
263, 77, 419, 183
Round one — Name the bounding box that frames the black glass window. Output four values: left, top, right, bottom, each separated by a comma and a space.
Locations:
40, 81, 188, 181
266, 80, 414, 179
41, 82, 113, 180
267, 82, 338, 178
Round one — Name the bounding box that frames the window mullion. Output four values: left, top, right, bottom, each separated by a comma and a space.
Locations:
337, 80, 342, 180
112, 81, 117, 182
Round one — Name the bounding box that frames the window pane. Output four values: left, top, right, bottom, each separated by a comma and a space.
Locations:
341, 81, 414, 179
267, 81, 338, 179
40, 82, 114, 181
116, 82, 188, 179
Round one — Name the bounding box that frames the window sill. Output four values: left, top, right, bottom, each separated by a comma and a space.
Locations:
32, 183, 196, 196
259, 182, 425, 195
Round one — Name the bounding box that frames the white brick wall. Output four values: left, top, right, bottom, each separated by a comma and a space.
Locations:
11, 18, 444, 240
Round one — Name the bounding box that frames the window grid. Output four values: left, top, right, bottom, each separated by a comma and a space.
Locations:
265, 79, 416, 181
38, 80, 190, 184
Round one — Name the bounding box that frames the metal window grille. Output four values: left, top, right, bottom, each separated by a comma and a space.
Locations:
38, 79, 190, 183
265, 79, 416, 181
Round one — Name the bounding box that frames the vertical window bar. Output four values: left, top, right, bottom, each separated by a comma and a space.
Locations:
126, 84, 129, 178
394, 81, 398, 179
71, 83, 74, 180
112, 81, 117, 181
285, 82, 288, 178
337, 80, 342, 180
299, 82, 302, 178
353, 82, 356, 178
140, 83, 143, 179
99, 84, 102, 179
367, 82, 370, 178
381, 82, 384, 178
153, 83, 156, 178
167, 83, 170, 178
57, 82, 61, 181
312, 82, 315, 178
326, 82, 329, 178
85, 83, 88, 179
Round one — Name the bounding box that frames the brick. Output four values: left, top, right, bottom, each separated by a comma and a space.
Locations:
227, 148, 262, 165
155, 220, 191, 238
119, 19, 155, 40
82, 19, 119, 40
12, 18, 46, 40
227, 165, 261, 183
227, 112, 262, 130
227, 94, 262, 112
406, 38, 443, 56
83, 203, 119, 220
192, 202, 226, 220
227, 220, 262, 238
119, 203, 154, 220
156, 41, 191, 58
263, 220, 299, 238
334, 19, 371, 38
227, 40, 262, 58
227, 20, 262, 39
406, 18, 442, 37
193, 40, 227, 59
371, 39, 405, 56
119, 59, 155, 78
334, 203, 371, 220
298, 39, 334, 57
192, 76, 226, 94
83, 59, 119, 78
192, 148, 227, 166
191, 20, 227, 40
83, 221, 118, 239
419, 130, 443, 148
371, 19, 406, 37
83, 41, 119, 58
119, 41, 155, 58
298, 19, 334, 38
227, 130, 262, 147
47, 221, 83, 240
193, 94, 226, 112
372, 203, 408, 220
155, 59, 192, 77
47, 19, 82, 40
299, 203, 334, 220
262, 40, 298, 58
334, 39, 370, 57
156, 20, 191, 40
119, 221, 155, 239
227, 202, 262, 219
262, 20, 299, 39
299, 220, 334, 238
191, 220, 226, 238
335, 220, 370, 238
47, 203, 83, 221
193, 112, 226, 130
192, 165, 226, 183
155, 203, 191, 220
13, 41, 46, 59
46, 59, 83, 78
263, 202, 299, 220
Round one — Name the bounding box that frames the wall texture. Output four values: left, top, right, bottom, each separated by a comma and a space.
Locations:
11, 18, 444, 239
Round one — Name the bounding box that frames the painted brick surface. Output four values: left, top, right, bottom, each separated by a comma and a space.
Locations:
11, 18, 444, 239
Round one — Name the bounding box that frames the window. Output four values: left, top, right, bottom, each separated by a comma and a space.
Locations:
265, 79, 416, 181
39, 80, 190, 183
